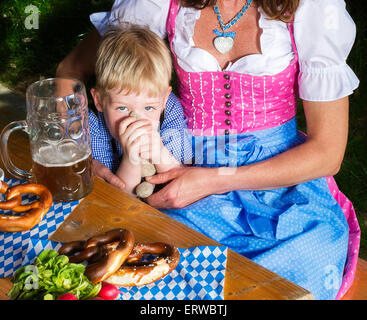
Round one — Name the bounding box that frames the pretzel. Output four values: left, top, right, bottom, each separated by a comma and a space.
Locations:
0, 181, 22, 210
58, 230, 180, 287
57, 240, 103, 263
58, 228, 135, 284
0, 182, 53, 232
105, 242, 180, 287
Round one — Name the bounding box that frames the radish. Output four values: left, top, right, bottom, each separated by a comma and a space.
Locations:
98, 282, 119, 300
57, 293, 78, 300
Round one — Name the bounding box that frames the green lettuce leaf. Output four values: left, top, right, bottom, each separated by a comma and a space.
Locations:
8, 249, 101, 300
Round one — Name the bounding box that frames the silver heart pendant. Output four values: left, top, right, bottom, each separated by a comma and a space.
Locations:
213, 36, 234, 54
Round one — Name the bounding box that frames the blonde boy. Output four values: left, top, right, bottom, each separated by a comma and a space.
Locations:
89, 25, 192, 195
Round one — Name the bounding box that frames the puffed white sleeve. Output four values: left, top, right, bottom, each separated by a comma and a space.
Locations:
294, 0, 359, 101
89, 0, 170, 38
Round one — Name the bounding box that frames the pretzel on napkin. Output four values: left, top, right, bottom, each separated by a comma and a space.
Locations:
0, 181, 53, 232
58, 228, 180, 286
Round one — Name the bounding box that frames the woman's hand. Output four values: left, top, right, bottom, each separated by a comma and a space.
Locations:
145, 166, 217, 209
92, 159, 126, 190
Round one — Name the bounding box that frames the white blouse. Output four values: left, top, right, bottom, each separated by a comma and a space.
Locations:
90, 0, 359, 102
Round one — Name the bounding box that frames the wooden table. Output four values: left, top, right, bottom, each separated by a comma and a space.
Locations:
0, 98, 313, 300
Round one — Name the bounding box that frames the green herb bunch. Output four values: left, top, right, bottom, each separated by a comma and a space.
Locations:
8, 249, 101, 300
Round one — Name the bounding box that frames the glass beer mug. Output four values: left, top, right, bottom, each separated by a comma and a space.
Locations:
0, 78, 94, 202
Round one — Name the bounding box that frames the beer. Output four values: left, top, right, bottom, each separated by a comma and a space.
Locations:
1, 78, 94, 201
31, 143, 94, 202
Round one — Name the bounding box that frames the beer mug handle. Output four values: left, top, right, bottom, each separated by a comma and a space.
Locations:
0, 120, 32, 180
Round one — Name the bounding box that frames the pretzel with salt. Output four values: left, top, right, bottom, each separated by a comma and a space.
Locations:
59, 228, 136, 284
105, 241, 180, 287
58, 230, 180, 287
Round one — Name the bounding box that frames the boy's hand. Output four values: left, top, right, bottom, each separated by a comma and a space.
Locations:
139, 129, 164, 165
118, 116, 153, 165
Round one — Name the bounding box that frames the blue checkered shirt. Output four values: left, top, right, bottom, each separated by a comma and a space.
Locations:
89, 92, 193, 173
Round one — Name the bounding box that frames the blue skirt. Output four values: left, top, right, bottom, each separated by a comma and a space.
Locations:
161, 118, 349, 300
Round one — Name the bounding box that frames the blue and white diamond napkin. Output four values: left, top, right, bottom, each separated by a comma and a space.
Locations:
119, 245, 227, 300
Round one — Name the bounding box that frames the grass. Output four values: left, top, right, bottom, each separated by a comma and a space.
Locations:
0, 0, 113, 92
1, 0, 366, 258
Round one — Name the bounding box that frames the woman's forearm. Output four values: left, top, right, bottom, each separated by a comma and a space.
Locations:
56, 28, 101, 81
213, 98, 349, 194
213, 139, 341, 193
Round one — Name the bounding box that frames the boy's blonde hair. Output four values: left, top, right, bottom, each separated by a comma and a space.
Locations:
95, 24, 172, 99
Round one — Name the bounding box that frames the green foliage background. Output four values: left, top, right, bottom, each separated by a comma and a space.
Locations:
0, 0, 366, 257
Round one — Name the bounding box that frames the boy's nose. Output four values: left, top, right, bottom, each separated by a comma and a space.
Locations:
129, 111, 141, 120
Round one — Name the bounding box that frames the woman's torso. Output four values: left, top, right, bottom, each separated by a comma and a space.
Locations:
170, 3, 294, 75
166, 1, 299, 136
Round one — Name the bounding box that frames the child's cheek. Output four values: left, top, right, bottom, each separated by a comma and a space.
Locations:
108, 120, 120, 141
108, 114, 125, 141
115, 117, 129, 139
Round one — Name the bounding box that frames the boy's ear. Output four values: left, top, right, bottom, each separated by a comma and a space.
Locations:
163, 86, 172, 106
90, 88, 103, 112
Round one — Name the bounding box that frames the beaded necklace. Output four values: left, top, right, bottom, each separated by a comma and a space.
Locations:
213, 0, 253, 54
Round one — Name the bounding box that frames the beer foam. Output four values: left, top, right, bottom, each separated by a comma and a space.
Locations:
33, 142, 91, 167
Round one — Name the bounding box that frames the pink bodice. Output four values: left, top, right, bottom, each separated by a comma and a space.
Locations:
166, 1, 299, 136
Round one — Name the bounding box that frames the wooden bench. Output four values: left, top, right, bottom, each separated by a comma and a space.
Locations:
342, 258, 367, 299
